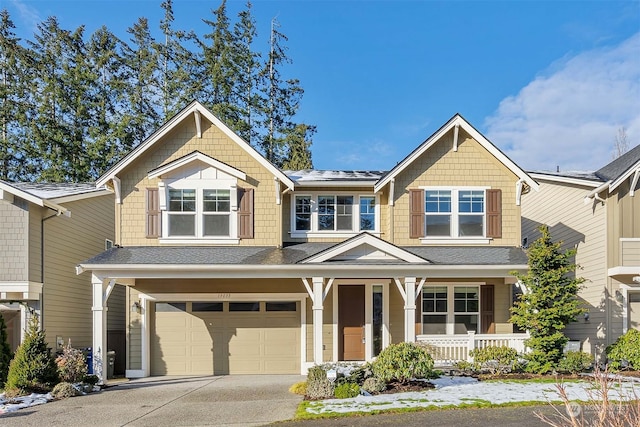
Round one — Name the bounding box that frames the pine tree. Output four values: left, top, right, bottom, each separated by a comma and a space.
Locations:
510, 225, 586, 374
281, 123, 314, 170
0, 311, 12, 386
5, 315, 59, 395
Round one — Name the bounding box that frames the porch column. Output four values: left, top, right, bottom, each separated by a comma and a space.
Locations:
92, 274, 115, 383
404, 277, 416, 343
312, 277, 324, 364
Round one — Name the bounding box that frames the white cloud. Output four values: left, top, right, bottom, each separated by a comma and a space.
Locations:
9, 0, 42, 33
485, 33, 640, 172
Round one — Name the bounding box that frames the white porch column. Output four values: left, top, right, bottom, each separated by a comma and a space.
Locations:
404, 277, 416, 343
92, 274, 114, 383
312, 277, 324, 365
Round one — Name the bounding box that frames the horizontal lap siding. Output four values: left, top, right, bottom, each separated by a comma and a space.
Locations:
521, 180, 607, 354
42, 195, 115, 349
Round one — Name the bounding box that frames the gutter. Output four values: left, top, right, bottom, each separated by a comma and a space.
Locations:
583, 180, 611, 204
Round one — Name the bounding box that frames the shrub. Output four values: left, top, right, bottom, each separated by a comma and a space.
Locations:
51, 382, 82, 399
289, 381, 307, 395
83, 374, 99, 386
372, 342, 435, 384
305, 366, 334, 399
334, 382, 360, 399
453, 360, 478, 375
5, 316, 59, 395
0, 312, 12, 386
470, 346, 519, 375
56, 340, 88, 383
557, 351, 593, 374
606, 329, 640, 370
345, 362, 374, 385
362, 377, 386, 394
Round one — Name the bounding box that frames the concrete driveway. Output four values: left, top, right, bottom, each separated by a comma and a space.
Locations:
1, 375, 305, 426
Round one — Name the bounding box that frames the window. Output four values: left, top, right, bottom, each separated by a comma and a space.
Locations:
203, 189, 230, 236
360, 197, 375, 231
422, 285, 480, 334
423, 189, 486, 239
168, 189, 196, 236
192, 302, 223, 312
292, 194, 378, 235
266, 302, 297, 311
229, 302, 260, 312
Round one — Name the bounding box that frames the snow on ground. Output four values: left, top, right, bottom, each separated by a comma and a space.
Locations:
305, 376, 639, 415
0, 393, 54, 414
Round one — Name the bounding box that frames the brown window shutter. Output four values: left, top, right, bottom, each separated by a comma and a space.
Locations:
145, 188, 161, 238
238, 188, 254, 239
480, 285, 495, 334
486, 189, 502, 238
409, 189, 425, 238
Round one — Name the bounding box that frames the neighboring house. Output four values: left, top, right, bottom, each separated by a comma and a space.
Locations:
0, 181, 125, 374
521, 144, 640, 361
77, 101, 539, 379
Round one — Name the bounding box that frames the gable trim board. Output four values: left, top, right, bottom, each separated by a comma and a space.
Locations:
96, 101, 295, 190
374, 114, 539, 194
0, 181, 68, 215
148, 151, 247, 181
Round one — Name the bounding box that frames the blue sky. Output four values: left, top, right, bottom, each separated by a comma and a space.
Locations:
4, 0, 640, 172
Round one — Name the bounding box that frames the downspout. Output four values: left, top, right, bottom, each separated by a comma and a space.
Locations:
389, 178, 395, 242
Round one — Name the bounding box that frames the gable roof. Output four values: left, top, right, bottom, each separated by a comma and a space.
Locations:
299, 232, 429, 264
148, 151, 246, 181
596, 144, 640, 192
96, 101, 294, 189
0, 180, 110, 214
285, 170, 386, 187
374, 114, 539, 193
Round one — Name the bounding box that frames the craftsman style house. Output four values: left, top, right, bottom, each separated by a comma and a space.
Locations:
0, 181, 125, 374
522, 144, 640, 361
78, 101, 539, 378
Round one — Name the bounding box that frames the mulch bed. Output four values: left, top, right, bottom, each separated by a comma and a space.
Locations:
379, 380, 435, 394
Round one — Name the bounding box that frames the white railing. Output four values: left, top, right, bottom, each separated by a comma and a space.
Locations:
416, 331, 530, 365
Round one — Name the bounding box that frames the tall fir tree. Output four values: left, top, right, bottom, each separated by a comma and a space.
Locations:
0, 10, 34, 181
281, 123, 314, 170
510, 225, 586, 373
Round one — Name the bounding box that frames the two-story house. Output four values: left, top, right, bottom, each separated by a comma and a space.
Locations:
0, 181, 124, 374
77, 101, 539, 379
522, 144, 640, 361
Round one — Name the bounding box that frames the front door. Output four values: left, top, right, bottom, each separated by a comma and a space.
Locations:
339, 285, 365, 361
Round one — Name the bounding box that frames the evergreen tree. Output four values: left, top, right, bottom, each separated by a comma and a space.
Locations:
281, 123, 314, 170
510, 225, 586, 374
0, 311, 12, 386
5, 315, 59, 395
0, 9, 34, 181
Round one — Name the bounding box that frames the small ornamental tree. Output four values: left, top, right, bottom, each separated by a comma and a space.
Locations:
510, 225, 586, 374
0, 312, 12, 385
4, 315, 59, 395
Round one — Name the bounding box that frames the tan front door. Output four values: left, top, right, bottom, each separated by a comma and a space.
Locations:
629, 292, 640, 331
152, 301, 300, 375
339, 285, 365, 361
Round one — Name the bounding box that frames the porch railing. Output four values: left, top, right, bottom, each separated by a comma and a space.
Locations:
416, 331, 530, 365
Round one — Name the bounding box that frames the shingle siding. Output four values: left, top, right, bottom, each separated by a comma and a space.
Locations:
0, 199, 29, 282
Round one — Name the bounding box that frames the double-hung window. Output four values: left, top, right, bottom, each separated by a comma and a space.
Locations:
167, 188, 232, 238
421, 285, 480, 334
203, 189, 231, 236
423, 188, 486, 239
292, 194, 378, 236
168, 189, 196, 236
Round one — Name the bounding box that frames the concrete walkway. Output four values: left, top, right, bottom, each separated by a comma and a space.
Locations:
1, 375, 305, 426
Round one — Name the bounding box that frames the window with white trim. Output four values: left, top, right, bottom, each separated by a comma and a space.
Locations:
167, 188, 232, 238
425, 188, 485, 238
421, 285, 480, 334
291, 193, 379, 236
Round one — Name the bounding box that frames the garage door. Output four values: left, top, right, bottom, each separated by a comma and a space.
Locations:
152, 301, 300, 375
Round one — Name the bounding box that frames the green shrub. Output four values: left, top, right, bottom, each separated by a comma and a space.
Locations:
55, 340, 88, 383
51, 382, 82, 399
0, 312, 12, 386
346, 362, 374, 385
557, 351, 593, 374
334, 382, 360, 399
453, 360, 478, 374
4, 316, 59, 395
606, 329, 640, 370
83, 374, 99, 386
362, 377, 386, 394
470, 346, 519, 375
289, 381, 307, 395
372, 342, 435, 384
523, 351, 554, 374
305, 366, 334, 399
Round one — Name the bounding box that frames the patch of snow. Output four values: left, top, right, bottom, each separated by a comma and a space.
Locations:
305, 376, 639, 415
0, 392, 54, 415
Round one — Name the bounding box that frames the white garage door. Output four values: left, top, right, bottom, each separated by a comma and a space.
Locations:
152, 301, 300, 375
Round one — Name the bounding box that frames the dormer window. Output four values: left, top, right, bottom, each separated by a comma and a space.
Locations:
291, 193, 380, 238
146, 151, 253, 244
